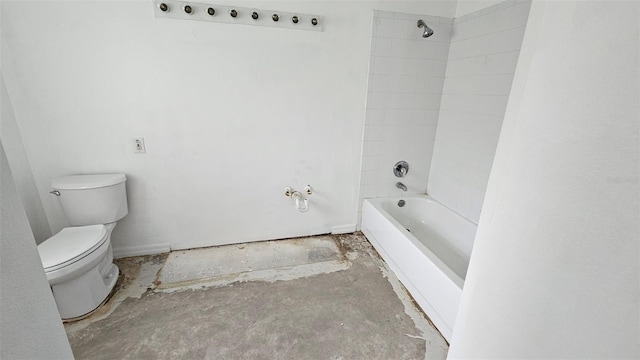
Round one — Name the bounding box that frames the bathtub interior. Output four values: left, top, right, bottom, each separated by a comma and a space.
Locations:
380, 196, 477, 280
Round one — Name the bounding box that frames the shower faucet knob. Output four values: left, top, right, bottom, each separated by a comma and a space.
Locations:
393, 161, 409, 178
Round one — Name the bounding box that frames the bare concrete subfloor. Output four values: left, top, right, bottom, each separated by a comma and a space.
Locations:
65, 233, 448, 359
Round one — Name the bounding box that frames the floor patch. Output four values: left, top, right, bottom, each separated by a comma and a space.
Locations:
157, 236, 347, 289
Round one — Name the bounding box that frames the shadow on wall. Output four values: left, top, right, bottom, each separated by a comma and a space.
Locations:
0, 75, 51, 243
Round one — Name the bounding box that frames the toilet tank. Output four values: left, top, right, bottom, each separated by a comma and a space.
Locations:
51, 174, 128, 226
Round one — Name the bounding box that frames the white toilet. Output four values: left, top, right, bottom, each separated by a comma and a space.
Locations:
37, 174, 128, 320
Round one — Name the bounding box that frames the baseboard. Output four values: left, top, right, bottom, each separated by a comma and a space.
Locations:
113, 243, 171, 259
331, 224, 357, 234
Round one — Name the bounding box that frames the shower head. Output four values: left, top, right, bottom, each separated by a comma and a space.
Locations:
417, 19, 434, 38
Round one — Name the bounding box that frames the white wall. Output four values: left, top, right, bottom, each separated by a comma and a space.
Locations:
0, 75, 51, 243
449, 0, 639, 358
455, 0, 504, 17
0, 142, 74, 359
428, 0, 530, 223
1, 1, 456, 255
359, 10, 452, 210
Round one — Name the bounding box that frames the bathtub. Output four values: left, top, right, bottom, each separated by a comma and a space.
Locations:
361, 195, 477, 342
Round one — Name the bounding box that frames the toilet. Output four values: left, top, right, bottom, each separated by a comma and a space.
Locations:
37, 174, 128, 320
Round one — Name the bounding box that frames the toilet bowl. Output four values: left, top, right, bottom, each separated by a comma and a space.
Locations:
38, 223, 119, 319
37, 173, 128, 320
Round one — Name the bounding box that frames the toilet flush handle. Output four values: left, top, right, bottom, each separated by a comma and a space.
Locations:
50, 190, 61, 196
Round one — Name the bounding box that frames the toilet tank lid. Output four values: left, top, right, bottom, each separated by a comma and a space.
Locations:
52, 174, 126, 190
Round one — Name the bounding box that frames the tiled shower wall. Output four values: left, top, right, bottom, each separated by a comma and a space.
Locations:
359, 11, 453, 218
428, 1, 531, 223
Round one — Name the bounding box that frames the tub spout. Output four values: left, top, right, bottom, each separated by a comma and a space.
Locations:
396, 182, 407, 191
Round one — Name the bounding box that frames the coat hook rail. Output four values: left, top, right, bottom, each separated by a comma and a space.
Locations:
153, 1, 324, 32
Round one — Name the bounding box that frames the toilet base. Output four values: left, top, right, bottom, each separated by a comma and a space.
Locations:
62, 281, 118, 323
51, 251, 119, 320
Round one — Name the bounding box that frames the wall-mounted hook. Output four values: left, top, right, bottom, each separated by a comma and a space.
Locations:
159, 2, 169, 11
311, 18, 318, 26
292, 15, 299, 24
230, 9, 238, 17
183, 5, 192, 14
304, 185, 313, 195
272, 13, 279, 21
251, 11, 259, 19
284, 186, 293, 197
207, 7, 215, 16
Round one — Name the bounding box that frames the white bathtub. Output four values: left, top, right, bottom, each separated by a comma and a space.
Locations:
361, 195, 477, 342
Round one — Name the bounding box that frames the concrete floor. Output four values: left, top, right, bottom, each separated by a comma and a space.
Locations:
65, 233, 448, 359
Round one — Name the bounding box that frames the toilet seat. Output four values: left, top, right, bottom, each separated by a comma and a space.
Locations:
38, 224, 108, 272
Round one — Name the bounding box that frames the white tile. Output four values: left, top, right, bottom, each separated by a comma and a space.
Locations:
388, 75, 416, 93
373, 37, 393, 56
445, 51, 521, 77
474, 153, 496, 174
391, 38, 409, 56
365, 124, 384, 141
403, 58, 422, 76
470, 165, 492, 189
416, 76, 446, 94
371, 56, 391, 75
377, 10, 395, 19
421, 109, 441, 125
439, 17, 454, 25
360, 184, 380, 199
429, 22, 453, 43
394, 12, 418, 21
381, 124, 398, 141
366, 92, 386, 109
363, 140, 382, 156
393, 19, 418, 40
361, 170, 380, 185
376, 17, 396, 38
467, 204, 482, 224
418, 59, 448, 77
388, 57, 405, 75
415, 93, 443, 110
419, 41, 450, 60
365, 108, 385, 125
449, 26, 526, 60
385, 92, 403, 109
453, 2, 530, 42
399, 93, 416, 110
440, 94, 508, 115
471, 128, 501, 155
362, 155, 381, 171
442, 74, 515, 96
405, 40, 423, 59
384, 109, 401, 125
368, 74, 389, 92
